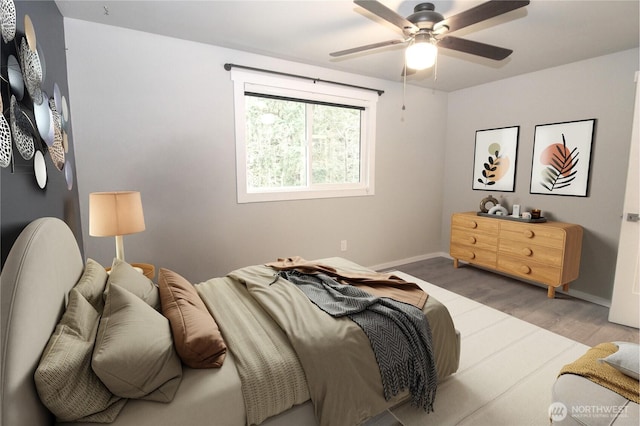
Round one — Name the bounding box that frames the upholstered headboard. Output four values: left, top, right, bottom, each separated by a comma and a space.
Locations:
1, 217, 84, 426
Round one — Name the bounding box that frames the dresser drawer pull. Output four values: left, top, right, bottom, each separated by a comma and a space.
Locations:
468, 252, 476, 259
522, 247, 533, 256
523, 230, 534, 238
468, 236, 477, 244
468, 221, 478, 229
520, 265, 531, 274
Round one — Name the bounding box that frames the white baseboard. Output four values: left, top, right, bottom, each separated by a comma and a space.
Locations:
368, 252, 449, 272
371, 253, 611, 308
558, 288, 611, 307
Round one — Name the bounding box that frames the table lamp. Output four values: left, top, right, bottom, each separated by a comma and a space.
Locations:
89, 191, 145, 263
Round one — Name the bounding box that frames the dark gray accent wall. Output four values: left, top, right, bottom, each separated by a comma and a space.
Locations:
1, 0, 82, 267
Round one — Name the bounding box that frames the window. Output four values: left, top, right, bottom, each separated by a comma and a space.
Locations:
231, 69, 378, 203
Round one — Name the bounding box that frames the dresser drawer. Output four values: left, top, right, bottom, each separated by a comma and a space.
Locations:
499, 221, 565, 249
498, 239, 563, 267
450, 245, 497, 268
451, 214, 499, 234
451, 228, 498, 251
498, 255, 562, 285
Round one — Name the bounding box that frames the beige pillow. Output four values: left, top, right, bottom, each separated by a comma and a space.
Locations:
107, 258, 160, 309
158, 268, 227, 368
92, 283, 182, 402
34, 289, 126, 422
74, 258, 108, 312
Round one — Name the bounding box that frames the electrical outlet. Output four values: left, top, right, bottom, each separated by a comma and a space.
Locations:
340, 240, 347, 251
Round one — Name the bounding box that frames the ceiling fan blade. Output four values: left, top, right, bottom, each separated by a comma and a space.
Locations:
354, 0, 418, 33
330, 39, 405, 57
438, 36, 513, 60
436, 0, 529, 33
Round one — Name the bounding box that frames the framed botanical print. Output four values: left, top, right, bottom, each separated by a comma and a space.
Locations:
530, 119, 596, 197
472, 126, 519, 192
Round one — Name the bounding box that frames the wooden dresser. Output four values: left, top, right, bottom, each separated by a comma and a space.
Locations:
450, 211, 583, 298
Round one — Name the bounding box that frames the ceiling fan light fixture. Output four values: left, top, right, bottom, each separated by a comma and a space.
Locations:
405, 39, 437, 70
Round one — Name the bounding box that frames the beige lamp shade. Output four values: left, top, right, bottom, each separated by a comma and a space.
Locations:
89, 191, 145, 237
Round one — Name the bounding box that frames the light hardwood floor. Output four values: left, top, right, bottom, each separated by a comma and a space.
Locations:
392, 256, 639, 347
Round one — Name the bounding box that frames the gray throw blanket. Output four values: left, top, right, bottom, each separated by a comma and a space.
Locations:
276, 270, 437, 412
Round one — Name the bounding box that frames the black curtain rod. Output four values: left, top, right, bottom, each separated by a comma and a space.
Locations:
223, 63, 384, 96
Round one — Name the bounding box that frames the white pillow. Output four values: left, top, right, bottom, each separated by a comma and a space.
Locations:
599, 341, 640, 380
92, 283, 182, 402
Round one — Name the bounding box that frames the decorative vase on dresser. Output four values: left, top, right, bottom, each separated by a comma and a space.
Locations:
449, 211, 583, 298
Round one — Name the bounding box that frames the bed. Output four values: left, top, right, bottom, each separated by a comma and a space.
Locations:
1, 217, 460, 426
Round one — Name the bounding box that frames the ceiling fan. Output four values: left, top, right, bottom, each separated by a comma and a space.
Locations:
330, 0, 530, 74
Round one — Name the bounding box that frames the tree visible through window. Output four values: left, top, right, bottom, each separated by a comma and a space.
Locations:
245, 95, 361, 190
231, 69, 377, 203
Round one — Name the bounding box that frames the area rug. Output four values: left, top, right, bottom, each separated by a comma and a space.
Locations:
382, 271, 590, 426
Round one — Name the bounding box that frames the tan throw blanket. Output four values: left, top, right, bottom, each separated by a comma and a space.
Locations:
195, 277, 309, 425
266, 256, 428, 309
559, 342, 640, 403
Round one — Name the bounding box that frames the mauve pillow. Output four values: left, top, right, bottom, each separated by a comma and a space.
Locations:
158, 268, 227, 368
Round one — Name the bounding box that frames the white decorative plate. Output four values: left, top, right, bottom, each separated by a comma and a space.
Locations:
61, 95, 69, 131
20, 38, 43, 104
53, 83, 62, 117
0, 113, 12, 168
34, 91, 53, 145
10, 95, 34, 160
48, 98, 64, 170
34, 150, 47, 189
0, 0, 16, 43
64, 160, 74, 190
7, 55, 24, 101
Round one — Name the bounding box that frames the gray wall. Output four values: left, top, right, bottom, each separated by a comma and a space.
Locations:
443, 49, 638, 302
63, 18, 448, 283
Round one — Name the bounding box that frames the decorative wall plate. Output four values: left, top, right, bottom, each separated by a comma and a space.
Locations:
37, 43, 47, 82
0, 0, 16, 43
24, 14, 36, 51
34, 149, 47, 189
7, 55, 24, 101
34, 91, 53, 145
62, 130, 68, 153
48, 98, 64, 170
10, 95, 34, 160
20, 38, 43, 104
64, 160, 73, 190
61, 95, 69, 131
53, 83, 62, 116
0, 113, 12, 168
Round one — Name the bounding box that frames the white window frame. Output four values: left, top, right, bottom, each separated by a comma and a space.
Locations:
231, 68, 378, 203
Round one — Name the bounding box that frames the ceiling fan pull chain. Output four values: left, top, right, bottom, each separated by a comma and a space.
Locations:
434, 53, 438, 82
402, 66, 407, 112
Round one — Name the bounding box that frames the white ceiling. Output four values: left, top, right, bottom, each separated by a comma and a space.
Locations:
54, 0, 640, 92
